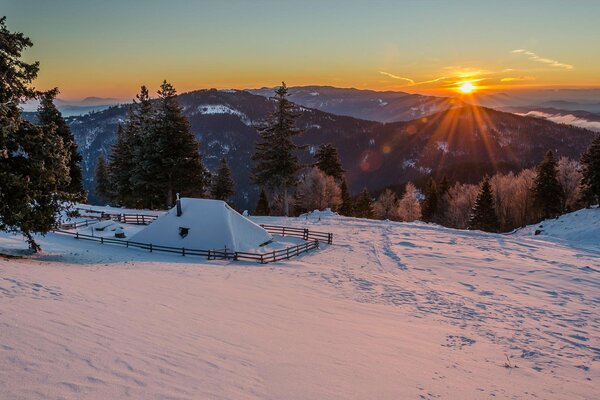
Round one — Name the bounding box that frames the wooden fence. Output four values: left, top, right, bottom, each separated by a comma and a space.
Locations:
55, 229, 321, 264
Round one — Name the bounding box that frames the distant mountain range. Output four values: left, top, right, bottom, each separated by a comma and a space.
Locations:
63, 89, 596, 209
249, 86, 461, 123
22, 97, 123, 117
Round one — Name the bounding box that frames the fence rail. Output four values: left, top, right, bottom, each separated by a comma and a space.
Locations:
55, 227, 325, 264
260, 224, 333, 244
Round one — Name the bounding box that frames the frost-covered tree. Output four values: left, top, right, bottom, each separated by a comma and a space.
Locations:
254, 188, 270, 216
580, 134, 600, 206
468, 177, 499, 232
338, 178, 354, 216
295, 167, 341, 212
354, 188, 374, 219
557, 157, 582, 211
210, 157, 235, 202
373, 188, 398, 220
37, 88, 86, 202
397, 182, 421, 222
314, 143, 344, 181
0, 17, 77, 251
252, 82, 303, 216
532, 150, 563, 219
94, 155, 111, 204
442, 182, 479, 229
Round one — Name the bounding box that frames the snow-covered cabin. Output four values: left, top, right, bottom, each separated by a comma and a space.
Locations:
130, 198, 272, 252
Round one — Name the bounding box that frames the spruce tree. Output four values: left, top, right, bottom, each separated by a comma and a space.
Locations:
580, 133, 600, 206
211, 157, 235, 202
94, 155, 111, 204
37, 88, 86, 202
468, 177, 499, 232
108, 123, 136, 207
354, 188, 374, 219
421, 177, 438, 222
533, 150, 564, 219
151, 80, 209, 207
252, 82, 302, 216
314, 143, 344, 181
338, 178, 354, 216
254, 188, 270, 216
0, 17, 76, 251
129, 85, 157, 207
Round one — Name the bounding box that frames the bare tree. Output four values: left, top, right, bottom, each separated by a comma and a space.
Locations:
295, 168, 342, 212
443, 183, 479, 229
397, 182, 421, 222
557, 157, 582, 211
373, 188, 399, 220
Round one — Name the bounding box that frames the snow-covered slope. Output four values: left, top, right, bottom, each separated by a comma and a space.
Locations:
1, 213, 598, 399
515, 206, 600, 250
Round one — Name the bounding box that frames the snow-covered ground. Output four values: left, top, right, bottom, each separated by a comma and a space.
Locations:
1, 208, 599, 399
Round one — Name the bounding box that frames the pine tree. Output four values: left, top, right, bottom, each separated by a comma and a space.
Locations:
151, 80, 209, 207
37, 88, 86, 202
354, 188, 374, 218
0, 17, 76, 251
94, 155, 111, 204
533, 150, 564, 219
252, 82, 303, 216
468, 177, 500, 232
580, 133, 600, 206
254, 188, 270, 216
108, 123, 136, 207
211, 157, 235, 202
129, 85, 157, 207
314, 143, 344, 181
338, 178, 354, 216
421, 177, 438, 222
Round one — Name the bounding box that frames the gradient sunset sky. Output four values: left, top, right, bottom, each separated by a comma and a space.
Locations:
3, 0, 600, 100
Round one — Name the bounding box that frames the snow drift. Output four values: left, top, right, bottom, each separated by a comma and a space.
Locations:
130, 198, 272, 252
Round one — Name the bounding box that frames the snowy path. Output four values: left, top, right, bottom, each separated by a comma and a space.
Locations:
1, 213, 599, 399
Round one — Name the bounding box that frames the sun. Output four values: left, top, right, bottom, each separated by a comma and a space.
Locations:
458, 81, 476, 94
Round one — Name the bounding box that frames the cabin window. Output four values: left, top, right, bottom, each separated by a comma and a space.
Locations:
179, 227, 189, 238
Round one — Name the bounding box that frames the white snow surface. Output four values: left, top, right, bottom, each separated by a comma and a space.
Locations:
515, 206, 600, 250
130, 198, 272, 252
1, 208, 599, 399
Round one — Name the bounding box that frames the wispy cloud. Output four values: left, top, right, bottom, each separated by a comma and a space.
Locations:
379, 71, 415, 85
500, 76, 535, 82
379, 71, 449, 86
516, 111, 600, 132
511, 49, 573, 70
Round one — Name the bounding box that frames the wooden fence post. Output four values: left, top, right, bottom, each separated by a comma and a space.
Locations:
149, 243, 153, 252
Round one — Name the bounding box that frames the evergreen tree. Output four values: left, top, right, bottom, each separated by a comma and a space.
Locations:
129, 85, 157, 207
211, 157, 235, 202
151, 80, 209, 207
421, 177, 438, 222
252, 82, 303, 216
338, 178, 354, 216
314, 143, 344, 181
468, 177, 499, 232
94, 155, 111, 204
533, 150, 564, 219
0, 17, 76, 251
108, 123, 136, 206
254, 188, 270, 216
580, 133, 600, 206
37, 88, 86, 201
354, 188, 374, 219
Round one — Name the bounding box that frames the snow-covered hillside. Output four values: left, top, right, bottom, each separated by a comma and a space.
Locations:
1, 210, 598, 399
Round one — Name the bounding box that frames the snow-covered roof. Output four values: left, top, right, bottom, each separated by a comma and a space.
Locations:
130, 198, 272, 252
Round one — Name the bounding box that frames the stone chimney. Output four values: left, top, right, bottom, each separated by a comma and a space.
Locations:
176, 193, 182, 217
